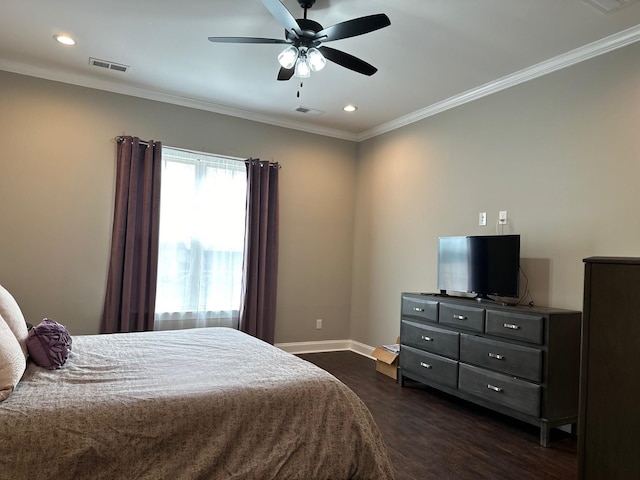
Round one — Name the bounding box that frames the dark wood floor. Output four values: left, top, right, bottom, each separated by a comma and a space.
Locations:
298, 351, 577, 480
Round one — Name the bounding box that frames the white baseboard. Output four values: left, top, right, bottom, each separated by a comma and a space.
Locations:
275, 339, 376, 358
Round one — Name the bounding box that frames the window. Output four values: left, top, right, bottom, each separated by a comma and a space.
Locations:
154, 147, 247, 331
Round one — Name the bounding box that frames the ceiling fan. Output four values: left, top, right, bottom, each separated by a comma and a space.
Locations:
208, 0, 391, 81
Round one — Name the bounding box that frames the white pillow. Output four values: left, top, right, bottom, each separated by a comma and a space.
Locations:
0, 314, 26, 402
0, 283, 29, 359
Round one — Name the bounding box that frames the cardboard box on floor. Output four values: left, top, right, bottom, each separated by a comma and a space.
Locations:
371, 337, 400, 380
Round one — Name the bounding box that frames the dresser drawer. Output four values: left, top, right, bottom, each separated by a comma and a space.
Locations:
401, 294, 438, 323
460, 334, 542, 382
400, 345, 458, 389
486, 310, 544, 345
401, 320, 460, 359
439, 303, 485, 333
459, 364, 541, 417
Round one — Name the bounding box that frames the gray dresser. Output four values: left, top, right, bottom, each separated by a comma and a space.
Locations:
398, 293, 581, 446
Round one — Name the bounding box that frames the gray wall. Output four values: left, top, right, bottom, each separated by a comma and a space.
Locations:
351, 41, 640, 347
2, 39, 639, 348
0, 71, 357, 341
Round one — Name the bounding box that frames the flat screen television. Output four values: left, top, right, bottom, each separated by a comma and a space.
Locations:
437, 234, 520, 301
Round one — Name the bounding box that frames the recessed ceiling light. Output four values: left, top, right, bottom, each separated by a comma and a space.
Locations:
54, 34, 76, 46
343, 104, 358, 112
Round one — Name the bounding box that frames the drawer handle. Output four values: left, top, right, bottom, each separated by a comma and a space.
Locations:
488, 352, 505, 360
421, 335, 433, 342
503, 323, 520, 330
453, 314, 467, 320
413, 307, 425, 312
419, 361, 432, 369
487, 384, 503, 393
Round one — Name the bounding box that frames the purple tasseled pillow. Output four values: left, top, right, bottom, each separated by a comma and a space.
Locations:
26, 318, 72, 369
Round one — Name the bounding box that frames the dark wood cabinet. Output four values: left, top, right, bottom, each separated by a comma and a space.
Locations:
398, 293, 581, 446
578, 257, 640, 479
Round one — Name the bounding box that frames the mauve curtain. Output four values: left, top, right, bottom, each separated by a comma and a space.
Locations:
102, 136, 162, 333
239, 159, 279, 344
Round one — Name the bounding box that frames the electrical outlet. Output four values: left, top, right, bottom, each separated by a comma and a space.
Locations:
499, 211, 508, 225
479, 212, 487, 226
315, 319, 322, 330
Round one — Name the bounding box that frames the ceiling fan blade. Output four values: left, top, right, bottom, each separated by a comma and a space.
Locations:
261, 0, 300, 37
318, 46, 378, 76
208, 36, 290, 44
277, 66, 295, 81
315, 14, 390, 42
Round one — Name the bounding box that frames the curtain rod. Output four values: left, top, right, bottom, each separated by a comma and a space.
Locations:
115, 137, 280, 168
246, 158, 281, 169
164, 145, 279, 168
115, 136, 150, 146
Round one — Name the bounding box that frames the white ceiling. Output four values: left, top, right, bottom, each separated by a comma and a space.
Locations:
2, 0, 640, 141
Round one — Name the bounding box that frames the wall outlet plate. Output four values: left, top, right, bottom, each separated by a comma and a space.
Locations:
499, 211, 508, 224
479, 212, 487, 226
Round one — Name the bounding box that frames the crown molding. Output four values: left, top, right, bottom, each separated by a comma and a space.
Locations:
356, 23, 640, 141
0, 59, 359, 142
2, 23, 639, 143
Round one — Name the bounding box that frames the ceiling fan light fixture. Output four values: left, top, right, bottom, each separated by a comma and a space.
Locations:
207, 0, 390, 81
294, 54, 311, 78
277, 45, 299, 69
307, 47, 326, 72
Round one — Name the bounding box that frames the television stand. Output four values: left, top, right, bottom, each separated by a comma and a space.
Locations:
472, 294, 514, 306
474, 294, 498, 303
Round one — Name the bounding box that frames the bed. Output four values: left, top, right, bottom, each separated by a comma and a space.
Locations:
0, 326, 394, 480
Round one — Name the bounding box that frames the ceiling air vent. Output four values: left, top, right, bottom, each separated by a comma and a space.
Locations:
583, 0, 639, 12
294, 106, 324, 116
89, 57, 130, 73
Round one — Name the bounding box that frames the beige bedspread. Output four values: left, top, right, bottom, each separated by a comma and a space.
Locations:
0, 327, 394, 480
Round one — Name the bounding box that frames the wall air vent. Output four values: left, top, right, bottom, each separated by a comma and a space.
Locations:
583, 0, 639, 12
294, 106, 324, 116
89, 57, 130, 73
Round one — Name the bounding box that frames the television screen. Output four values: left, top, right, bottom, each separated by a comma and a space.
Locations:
437, 235, 520, 299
